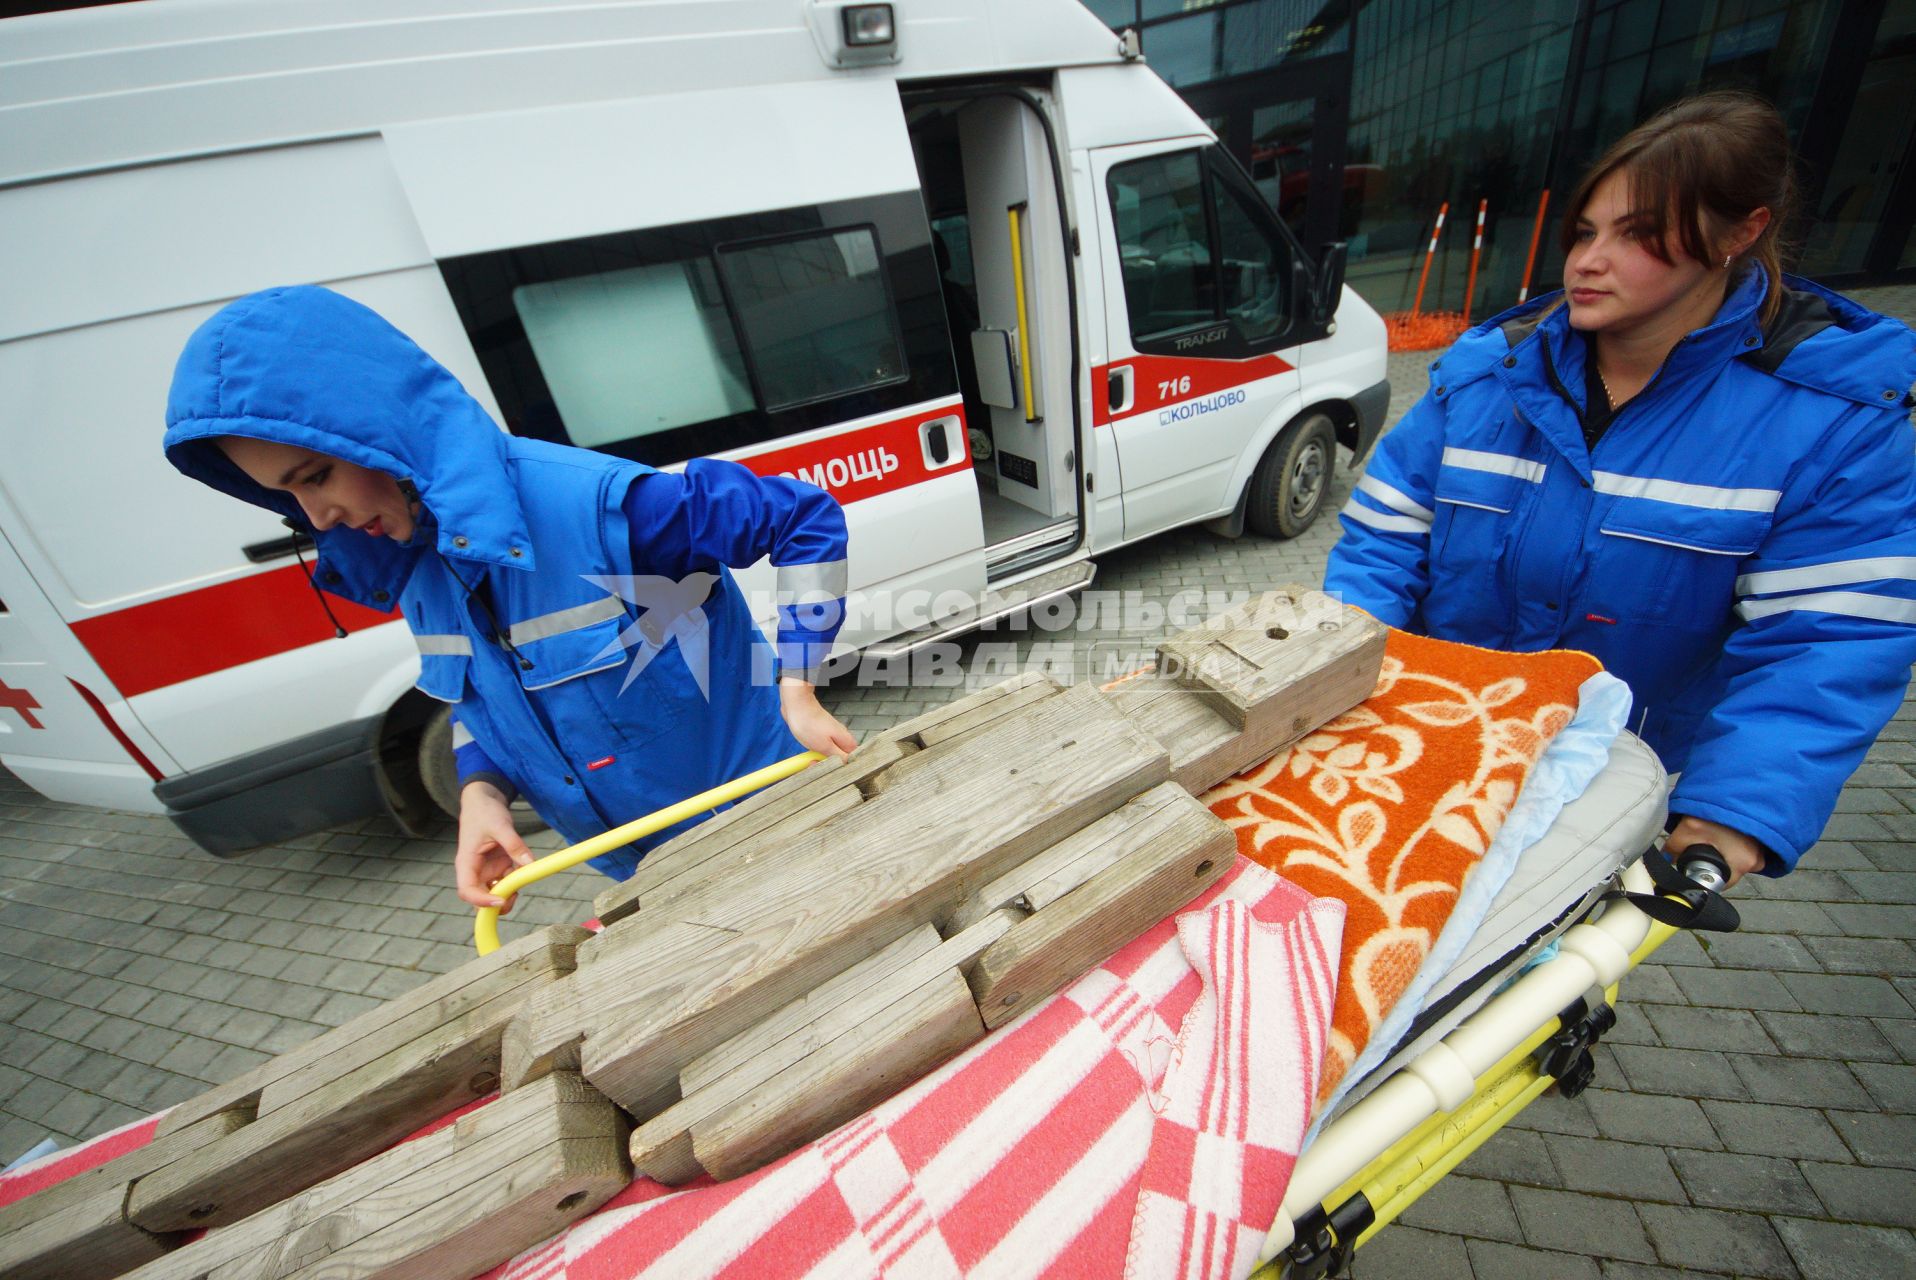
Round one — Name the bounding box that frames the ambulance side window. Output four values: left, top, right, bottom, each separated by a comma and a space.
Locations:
715, 227, 908, 412
437, 193, 953, 467
1107, 147, 1296, 354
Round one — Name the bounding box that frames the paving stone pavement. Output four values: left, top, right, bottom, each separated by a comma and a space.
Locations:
2, 286, 1912, 1278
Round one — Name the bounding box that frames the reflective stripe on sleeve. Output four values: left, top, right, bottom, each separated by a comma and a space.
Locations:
1356, 474, 1435, 524
1593, 471, 1781, 513
1441, 447, 1546, 482
1737, 556, 1916, 596
776, 558, 850, 603
506, 595, 626, 646
1341, 497, 1433, 536
414, 633, 473, 657
1736, 590, 1916, 625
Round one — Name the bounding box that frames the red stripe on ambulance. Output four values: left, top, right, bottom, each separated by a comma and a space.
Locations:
733, 401, 967, 506
1091, 353, 1293, 427
69, 402, 965, 699
70, 563, 396, 699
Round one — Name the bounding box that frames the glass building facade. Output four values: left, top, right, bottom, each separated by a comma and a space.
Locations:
1083, 0, 1916, 317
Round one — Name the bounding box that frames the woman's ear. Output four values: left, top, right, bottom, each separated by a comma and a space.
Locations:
1726, 206, 1772, 261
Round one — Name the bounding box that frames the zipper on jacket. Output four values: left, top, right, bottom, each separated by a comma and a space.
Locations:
1543, 333, 1680, 450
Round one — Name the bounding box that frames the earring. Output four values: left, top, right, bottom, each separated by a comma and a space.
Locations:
1723, 254, 1734, 270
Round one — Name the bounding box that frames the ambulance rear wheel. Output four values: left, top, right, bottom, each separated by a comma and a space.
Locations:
1247, 413, 1336, 540
417, 706, 547, 835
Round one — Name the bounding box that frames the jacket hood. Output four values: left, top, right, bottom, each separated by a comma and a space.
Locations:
1746, 275, 1916, 409
164, 286, 535, 609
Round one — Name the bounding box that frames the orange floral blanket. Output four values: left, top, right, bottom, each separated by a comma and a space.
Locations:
1203, 628, 1600, 1107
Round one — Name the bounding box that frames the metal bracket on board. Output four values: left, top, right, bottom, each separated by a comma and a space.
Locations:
1285, 1193, 1375, 1279
1536, 984, 1616, 1099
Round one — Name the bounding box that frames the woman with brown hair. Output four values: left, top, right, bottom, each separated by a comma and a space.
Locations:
1327, 91, 1916, 886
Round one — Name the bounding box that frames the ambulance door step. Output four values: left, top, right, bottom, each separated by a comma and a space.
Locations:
863, 558, 1095, 662
985, 516, 1077, 579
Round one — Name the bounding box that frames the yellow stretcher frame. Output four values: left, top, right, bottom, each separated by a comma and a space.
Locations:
471, 751, 823, 955
1251, 871, 1682, 1277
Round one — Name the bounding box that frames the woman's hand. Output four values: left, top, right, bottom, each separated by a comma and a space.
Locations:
1666, 814, 1767, 888
779, 677, 857, 758
455, 780, 535, 910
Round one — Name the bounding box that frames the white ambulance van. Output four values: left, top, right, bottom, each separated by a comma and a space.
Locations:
0, 0, 1389, 854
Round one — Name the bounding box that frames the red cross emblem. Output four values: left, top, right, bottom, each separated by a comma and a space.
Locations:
0, 676, 45, 729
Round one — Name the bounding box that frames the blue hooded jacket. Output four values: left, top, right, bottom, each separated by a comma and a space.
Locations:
164, 286, 848, 875
1327, 270, 1916, 872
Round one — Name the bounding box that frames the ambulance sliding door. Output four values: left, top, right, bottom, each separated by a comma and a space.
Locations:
1091, 140, 1307, 541
386, 79, 986, 656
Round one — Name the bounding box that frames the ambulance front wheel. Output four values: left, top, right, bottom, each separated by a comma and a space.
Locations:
416, 706, 547, 835
1246, 413, 1336, 540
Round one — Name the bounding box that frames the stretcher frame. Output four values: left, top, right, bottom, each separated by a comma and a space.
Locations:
1254, 856, 1679, 1277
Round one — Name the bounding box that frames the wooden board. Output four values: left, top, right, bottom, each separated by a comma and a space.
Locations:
123, 1073, 625, 1280
0, 1109, 247, 1280
518, 682, 1165, 1119
128, 942, 578, 1233
969, 786, 1235, 1028
1155, 587, 1385, 741
692, 966, 983, 1183
157, 925, 589, 1136
630, 911, 1015, 1185
945, 784, 1197, 932
591, 673, 1061, 929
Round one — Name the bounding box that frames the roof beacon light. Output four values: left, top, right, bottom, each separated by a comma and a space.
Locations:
843, 4, 895, 46
808, 0, 900, 66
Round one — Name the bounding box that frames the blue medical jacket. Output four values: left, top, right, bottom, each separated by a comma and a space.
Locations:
164, 286, 848, 879
1326, 270, 1916, 871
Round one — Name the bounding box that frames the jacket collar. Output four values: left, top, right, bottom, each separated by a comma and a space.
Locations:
1478, 267, 1774, 477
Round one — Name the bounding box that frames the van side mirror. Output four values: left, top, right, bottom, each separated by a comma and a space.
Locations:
1311, 241, 1348, 327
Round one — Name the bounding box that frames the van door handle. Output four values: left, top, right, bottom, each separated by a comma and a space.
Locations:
1107, 365, 1135, 416
918, 413, 963, 471
243, 532, 314, 564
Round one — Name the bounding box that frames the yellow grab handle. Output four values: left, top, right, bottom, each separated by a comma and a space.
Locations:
473, 750, 823, 955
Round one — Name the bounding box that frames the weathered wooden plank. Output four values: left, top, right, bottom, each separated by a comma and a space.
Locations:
510, 682, 1164, 1118
969, 790, 1234, 1028
591, 673, 1061, 929
124, 1074, 624, 1280
629, 911, 1015, 1185
0, 1181, 175, 1280
905, 673, 1060, 748
157, 925, 589, 1136
945, 785, 1195, 932
692, 966, 983, 1183
0, 1108, 247, 1280
1156, 588, 1385, 741
677, 926, 946, 1098
129, 955, 575, 1233
1102, 678, 1244, 793
591, 747, 896, 930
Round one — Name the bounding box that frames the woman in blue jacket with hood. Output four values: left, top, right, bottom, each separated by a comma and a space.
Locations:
163, 285, 857, 908
1327, 92, 1916, 887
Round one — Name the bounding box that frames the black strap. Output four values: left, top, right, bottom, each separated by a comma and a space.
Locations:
1604, 847, 1741, 932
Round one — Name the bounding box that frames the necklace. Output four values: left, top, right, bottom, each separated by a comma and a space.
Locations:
1595, 362, 1616, 409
